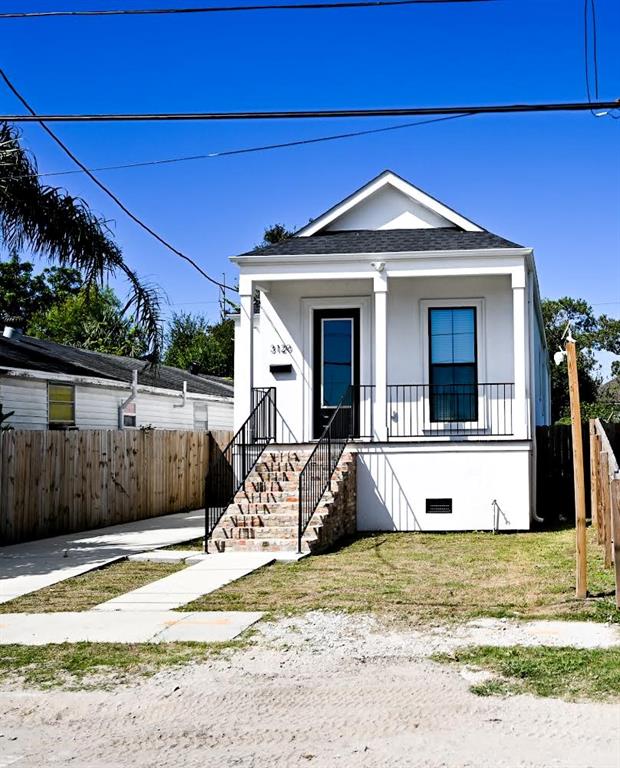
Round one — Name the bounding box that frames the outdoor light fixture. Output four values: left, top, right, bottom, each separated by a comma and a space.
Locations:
554, 349, 567, 366
370, 261, 385, 272
554, 322, 576, 365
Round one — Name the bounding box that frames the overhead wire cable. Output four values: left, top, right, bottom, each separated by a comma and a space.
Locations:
5, 113, 471, 180
0, 0, 498, 20
0, 67, 236, 292
0, 101, 618, 122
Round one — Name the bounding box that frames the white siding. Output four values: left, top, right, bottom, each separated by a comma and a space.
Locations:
204, 399, 234, 430
0, 376, 233, 431
75, 385, 120, 429
0, 378, 48, 428
324, 185, 456, 231
356, 443, 531, 532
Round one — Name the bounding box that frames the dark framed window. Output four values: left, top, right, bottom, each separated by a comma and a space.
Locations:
429, 307, 477, 422
122, 401, 137, 428
48, 383, 75, 428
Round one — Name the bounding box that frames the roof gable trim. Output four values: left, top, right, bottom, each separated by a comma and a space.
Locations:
296, 170, 483, 237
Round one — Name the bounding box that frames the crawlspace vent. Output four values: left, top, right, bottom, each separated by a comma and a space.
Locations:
426, 498, 452, 514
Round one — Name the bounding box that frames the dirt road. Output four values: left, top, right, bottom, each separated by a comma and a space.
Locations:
1, 614, 618, 768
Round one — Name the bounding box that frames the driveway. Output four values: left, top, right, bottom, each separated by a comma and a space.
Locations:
0, 510, 205, 604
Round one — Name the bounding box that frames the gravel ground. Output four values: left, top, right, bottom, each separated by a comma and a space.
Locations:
1, 612, 619, 768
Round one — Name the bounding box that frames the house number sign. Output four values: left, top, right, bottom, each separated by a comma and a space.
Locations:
270, 344, 293, 354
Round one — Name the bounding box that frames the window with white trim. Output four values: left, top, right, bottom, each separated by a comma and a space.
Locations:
429, 307, 478, 422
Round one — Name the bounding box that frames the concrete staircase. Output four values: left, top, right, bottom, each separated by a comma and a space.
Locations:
209, 447, 356, 554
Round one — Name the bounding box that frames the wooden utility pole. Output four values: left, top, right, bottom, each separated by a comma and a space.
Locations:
566, 340, 587, 598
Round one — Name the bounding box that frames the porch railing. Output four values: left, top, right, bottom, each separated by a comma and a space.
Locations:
387, 383, 514, 438
204, 387, 276, 552
298, 387, 352, 553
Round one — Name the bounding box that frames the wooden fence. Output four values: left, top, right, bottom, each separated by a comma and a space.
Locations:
0, 428, 232, 545
536, 424, 591, 526
589, 419, 620, 607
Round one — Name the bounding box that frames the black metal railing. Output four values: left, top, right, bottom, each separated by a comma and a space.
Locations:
298, 387, 352, 553
204, 387, 276, 552
352, 384, 375, 439
387, 383, 514, 438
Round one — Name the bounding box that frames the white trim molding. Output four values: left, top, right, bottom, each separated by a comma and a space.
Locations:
296, 170, 483, 236
301, 295, 372, 442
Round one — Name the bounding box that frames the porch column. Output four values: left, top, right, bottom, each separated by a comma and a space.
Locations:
512, 269, 529, 439
236, 278, 254, 430
373, 271, 388, 441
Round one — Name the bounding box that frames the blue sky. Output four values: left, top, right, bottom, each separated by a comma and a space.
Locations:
1, 0, 619, 370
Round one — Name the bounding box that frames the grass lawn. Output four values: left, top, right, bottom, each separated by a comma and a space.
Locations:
0, 560, 185, 614
183, 526, 620, 624
0, 640, 242, 689
433, 645, 620, 701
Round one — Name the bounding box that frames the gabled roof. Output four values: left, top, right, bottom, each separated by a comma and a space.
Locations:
0, 335, 234, 399
241, 228, 522, 257
233, 170, 524, 259
296, 170, 484, 236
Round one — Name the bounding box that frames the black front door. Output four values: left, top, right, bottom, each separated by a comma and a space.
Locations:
312, 309, 360, 439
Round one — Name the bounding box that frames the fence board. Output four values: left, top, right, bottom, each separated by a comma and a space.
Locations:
536, 424, 591, 525
0, 428, 231, 545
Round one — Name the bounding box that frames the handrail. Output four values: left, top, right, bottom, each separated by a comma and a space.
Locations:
297, 387, 352, 553
204, 387, 276, 552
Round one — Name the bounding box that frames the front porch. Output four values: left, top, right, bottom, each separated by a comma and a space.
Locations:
233, 266, 541, 445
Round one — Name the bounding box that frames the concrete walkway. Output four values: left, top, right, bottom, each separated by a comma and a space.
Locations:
94, 553, 275, 612
0, 511, 205, 604
0, 610, 263, 644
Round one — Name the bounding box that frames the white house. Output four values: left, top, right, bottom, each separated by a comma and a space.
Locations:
229, 170, 551, 536
0, 332, 234, 432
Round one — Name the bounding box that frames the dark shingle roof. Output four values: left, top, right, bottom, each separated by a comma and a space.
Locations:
0, 335, 233, 399
239, 228, 523, 257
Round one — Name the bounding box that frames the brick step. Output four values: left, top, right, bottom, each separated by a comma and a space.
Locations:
234, 492, 299, 503
222, 511, 326, 528
229, 501, 299, 515
263, 452, 311, 461
220, 512, 299, 528
253, 471, 297, 482
246, 480, 299, 492
254, 461, 307, 472
211, 525, 302, 540
211, 537, 316, 553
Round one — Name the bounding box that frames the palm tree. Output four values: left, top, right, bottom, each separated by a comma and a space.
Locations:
0, 122, 161, 359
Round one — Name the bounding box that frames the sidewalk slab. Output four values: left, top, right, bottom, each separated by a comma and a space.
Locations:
128, 550, 192, 564
93, 553, 274, 612
0, 511, 205, 605
0, 610, 263, 645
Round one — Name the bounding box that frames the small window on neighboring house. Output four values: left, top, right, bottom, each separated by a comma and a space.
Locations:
122, 401, 137, 428
429, 307, 477, 422
193, 402, 208, 431
48, 383, 75, 428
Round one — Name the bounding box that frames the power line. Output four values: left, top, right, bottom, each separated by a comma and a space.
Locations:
0, 68, 237, 293
1, 101, 618, 122
584, 0, 619, 120
10, 113, 471, 180
0, 0, 496, 20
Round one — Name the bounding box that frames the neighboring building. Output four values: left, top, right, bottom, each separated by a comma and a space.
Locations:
229, 170, 551, 534
0, 333, 234, 431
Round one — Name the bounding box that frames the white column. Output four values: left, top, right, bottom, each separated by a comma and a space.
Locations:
512, 268, 528, 439
235, 279, 253, 430
373, 272, 388, 441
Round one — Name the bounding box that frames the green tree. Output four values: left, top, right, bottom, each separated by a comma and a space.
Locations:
255, 223, 294, 250
164, 313, 234, 377
0, 252, 82, 327
0, 122, 161, 357
28, 287, 148, 357
542, 297, 620, 421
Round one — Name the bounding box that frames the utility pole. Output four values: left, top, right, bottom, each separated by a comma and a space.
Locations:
566, 339, 587, 598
